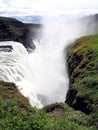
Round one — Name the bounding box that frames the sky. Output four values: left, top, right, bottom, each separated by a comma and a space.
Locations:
0, 0, 98, 16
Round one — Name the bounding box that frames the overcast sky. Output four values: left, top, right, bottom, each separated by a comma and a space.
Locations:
0, 0, 98, 16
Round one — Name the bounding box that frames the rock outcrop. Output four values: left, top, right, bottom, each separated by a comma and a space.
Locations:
66, 35, 98, 115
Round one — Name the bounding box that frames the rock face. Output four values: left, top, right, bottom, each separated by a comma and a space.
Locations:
0, 17, 42, 50
66, 35, 98, 115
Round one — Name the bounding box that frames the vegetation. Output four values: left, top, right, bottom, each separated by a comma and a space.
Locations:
0, 98, 96, 130
66, 34, 98, 125
0, 81, 97, 130
0, 81, 28, 107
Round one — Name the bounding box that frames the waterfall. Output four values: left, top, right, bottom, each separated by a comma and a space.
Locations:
0, 41, 43, 108
0, 15, 97, 108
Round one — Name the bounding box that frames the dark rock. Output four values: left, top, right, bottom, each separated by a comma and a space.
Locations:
43, 103, 64, 120
0, 45, 13, 52
66, 88, 78, 107
44, 103, 64, 113
72, 96, 92, 115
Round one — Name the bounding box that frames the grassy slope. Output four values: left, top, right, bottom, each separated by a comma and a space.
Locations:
66, 34, 98, 125
0, 81, 28, 107
0, 81, 96, 130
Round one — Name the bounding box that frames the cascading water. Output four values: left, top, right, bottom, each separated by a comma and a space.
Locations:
0, 15, 97, 108
0, 41, 43, 108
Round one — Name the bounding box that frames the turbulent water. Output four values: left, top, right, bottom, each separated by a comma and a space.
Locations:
0, 41, 43, 107
0, 14, 97, 108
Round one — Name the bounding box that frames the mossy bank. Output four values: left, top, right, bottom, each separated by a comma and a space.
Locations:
66, 34, 98, 125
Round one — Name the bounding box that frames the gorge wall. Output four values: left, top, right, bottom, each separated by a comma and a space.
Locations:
66, 34, 98, 115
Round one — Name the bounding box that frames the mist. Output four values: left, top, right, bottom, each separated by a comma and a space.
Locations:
26, 14, 97, 106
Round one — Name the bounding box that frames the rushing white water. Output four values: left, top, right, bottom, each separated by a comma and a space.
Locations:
0, 41, 43, 108
0, 14, 97, 108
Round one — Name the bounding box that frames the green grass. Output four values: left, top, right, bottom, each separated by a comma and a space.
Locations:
0, 98, 96, 130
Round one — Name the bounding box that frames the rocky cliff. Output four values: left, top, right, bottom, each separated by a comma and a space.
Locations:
0, 17, 42, 50
66, 35, 98, 117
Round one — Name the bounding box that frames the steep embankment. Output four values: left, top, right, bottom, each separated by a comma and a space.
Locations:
0, 17, 42, 49
0, 81, 92, 130
66, 35, 98, 118
0, 81, 29, 107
